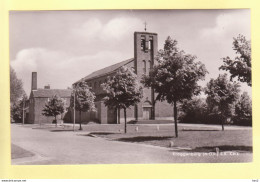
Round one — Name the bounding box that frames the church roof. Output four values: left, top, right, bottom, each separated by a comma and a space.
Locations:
31, 89, 72, 98
75, 58, 134, 83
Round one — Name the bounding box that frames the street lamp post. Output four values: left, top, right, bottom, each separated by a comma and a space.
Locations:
73, 91, 76, 131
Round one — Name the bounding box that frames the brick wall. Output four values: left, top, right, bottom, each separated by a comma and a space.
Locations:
134, 32, 158, 120
30, 97, 71, 124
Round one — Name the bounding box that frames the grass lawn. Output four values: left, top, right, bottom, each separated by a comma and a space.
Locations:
86, 125, 252, 153
11, 144, 35, 159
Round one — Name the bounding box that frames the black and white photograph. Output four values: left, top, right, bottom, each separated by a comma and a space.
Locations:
9, 9, 252, 165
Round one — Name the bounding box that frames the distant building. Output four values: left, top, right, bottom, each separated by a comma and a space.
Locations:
72, 31, 173, 124
27, 72, 72, 124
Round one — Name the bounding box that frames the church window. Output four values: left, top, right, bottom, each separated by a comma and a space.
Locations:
143, 60, 146, 74
149, 39, 153, 50
148, 60, 152, 71
141, 38, 145, 51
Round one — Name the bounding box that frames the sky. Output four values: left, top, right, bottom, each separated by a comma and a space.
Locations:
9, 9, 251, 97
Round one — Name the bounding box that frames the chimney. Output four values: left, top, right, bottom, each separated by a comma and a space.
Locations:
44, 84, 50, 89
31, 72, 37, 91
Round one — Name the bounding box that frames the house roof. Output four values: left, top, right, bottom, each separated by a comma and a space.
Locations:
31, 89, 72, 98
74, 58, 134, 84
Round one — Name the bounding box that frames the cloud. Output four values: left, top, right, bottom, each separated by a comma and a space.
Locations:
71, 16, 143, 41
103, 17, 143, 40
200, 11, 250, 40
11, 48, 128, 95
71, 18, 102, 38
10, 16, 142, 96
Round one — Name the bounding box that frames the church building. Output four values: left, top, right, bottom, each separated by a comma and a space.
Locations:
72, 31, 173, 124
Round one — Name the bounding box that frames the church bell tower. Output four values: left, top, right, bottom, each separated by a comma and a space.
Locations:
134, 31, 158, 120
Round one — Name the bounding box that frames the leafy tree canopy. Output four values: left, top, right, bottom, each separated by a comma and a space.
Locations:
70, 81, 96, 113
102, 66, 143, 110
205, 74, 240, 112
235, 91, 252, 118
42, 95, 65, 119
11, 96, 26, 123
219, 34, 251, 86
142, 36, 208, 104
10, 66, 25, 104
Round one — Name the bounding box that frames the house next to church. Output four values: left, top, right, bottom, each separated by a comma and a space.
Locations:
27, 72, 72, 124
72, 31, 173, 124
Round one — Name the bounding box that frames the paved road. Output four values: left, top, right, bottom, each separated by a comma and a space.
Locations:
11, 124, 252, 164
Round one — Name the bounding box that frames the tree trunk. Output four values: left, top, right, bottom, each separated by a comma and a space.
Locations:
117, 107, 120, 124
55, 115, 57, 127
79, 111, 82, 130
124, 108, 127, 133
173, 100, 178, 138
221, 116, 225, 131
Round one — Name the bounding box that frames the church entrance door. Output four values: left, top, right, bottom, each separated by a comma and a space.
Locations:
143, 100, 153, 120
143, 107, 152, 120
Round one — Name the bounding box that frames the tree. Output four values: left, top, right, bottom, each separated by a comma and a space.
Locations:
70, 81, 96, 130
219, 34, 251, 86
10, 66, 25, 104
102, 66, 143, 133
10, 94, 27, 123
142, 36, 208, 137
233, 92, 252, 126
179, 97, 207, 124
205, 74, 240, 130
42, 95, 65, 127
11, 102, 23, 123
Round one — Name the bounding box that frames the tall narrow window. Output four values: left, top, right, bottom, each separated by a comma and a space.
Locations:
149, 39, 153, 50
141, 38, 145, 51
94, 82, 97, 89
148, 60, 152, 71
143, 60, 146, 74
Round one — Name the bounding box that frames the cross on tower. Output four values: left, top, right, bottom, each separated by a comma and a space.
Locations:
144, 21, 147, 31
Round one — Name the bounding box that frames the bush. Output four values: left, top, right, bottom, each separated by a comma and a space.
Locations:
179, 97, 208, 124
233, 116, 252, 126
11, 102, 23, 123
233, 92, 252, 126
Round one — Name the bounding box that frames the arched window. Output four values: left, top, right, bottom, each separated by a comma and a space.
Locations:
143, 60, 146, 74
94, 82, 97, 89
148, 60, 152, 71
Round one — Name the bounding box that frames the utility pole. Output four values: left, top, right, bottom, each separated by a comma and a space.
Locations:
73, 91, 76, 131
22, 97, 25, 125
